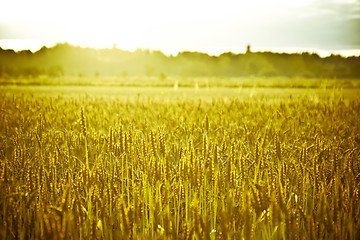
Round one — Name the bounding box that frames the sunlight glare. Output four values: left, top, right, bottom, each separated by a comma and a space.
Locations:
0, 0, 358, 54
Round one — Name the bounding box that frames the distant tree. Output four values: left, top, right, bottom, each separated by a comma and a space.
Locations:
248, 62, 259, 76
78, 72, 86, 78
159, 72, 167, 81
48, 65, 64, 78
94, 70, 100, 78
348, 60, 360, 78
145, 64, 156, 77
1, 43, 360, 79
20, 66, 41, 78
0, 65, 4, 78
121, 71, 128, 78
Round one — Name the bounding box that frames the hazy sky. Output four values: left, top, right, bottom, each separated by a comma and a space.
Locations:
0, 0, 359, 55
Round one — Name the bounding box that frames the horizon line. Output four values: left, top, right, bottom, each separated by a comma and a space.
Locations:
0, 39, 360, 58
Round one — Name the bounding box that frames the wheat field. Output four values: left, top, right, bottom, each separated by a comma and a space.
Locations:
0, 87, 360, 239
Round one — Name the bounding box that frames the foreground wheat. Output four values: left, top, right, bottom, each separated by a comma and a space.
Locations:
0, 92, 359, 239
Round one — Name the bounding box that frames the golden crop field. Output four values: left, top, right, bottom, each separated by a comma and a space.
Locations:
0, 85, 360, 239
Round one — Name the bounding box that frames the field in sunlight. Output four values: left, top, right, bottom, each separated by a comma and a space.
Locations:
1, 83, 360, 239
2, 76, 360, 89
2, 85, 360, 101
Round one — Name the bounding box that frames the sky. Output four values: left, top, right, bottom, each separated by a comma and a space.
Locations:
0, 0, 359, 56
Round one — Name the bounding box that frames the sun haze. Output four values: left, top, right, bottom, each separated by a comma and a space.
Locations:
0, 0, 359, 55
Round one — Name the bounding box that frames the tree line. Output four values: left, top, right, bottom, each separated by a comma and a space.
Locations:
1, 43, 359, 79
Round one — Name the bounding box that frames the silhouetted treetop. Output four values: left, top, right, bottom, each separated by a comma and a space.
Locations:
0, 43, 359, 79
